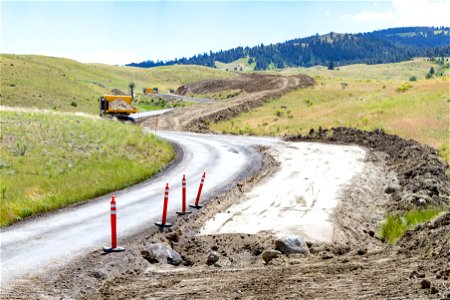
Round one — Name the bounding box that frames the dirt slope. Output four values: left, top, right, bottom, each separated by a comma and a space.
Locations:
141, 73, 315, 131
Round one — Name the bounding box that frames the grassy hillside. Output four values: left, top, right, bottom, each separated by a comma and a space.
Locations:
1, 54, 235, 114
0, 109, 174, 226
215, 57, 256, 72
211, 60, 450, 161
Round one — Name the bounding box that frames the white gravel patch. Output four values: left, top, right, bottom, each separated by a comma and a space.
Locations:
200, 142, 367, 242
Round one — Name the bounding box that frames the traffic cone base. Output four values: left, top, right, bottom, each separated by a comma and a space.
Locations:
155, 221, 173, 228
176, 210, 192, 216
189, 204, 203, 209
103, 246, 125, 253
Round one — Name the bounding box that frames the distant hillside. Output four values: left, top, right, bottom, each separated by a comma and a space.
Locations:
363, 27, 450, 47
0, 54, 234, 114
128, 26, 450, 70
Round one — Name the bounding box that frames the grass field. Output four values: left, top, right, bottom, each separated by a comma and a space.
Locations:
0, 110, 174, 227
1, 54, 236, 114
215, 57, 256, 72
381, 207, 447, 244
211, 60, 450, 161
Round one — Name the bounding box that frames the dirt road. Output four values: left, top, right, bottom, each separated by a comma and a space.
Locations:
144, 74, 315, 131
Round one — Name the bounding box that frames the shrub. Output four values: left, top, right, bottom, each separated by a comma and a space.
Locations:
275, 110, 284, 117
70, 101, 77, 107
409, 75, 417, 81
396, 83, 412, 92
304, 99, 313, 107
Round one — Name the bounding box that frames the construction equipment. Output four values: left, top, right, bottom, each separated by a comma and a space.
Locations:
143, 87, 159, 94
99, 95, 137, 121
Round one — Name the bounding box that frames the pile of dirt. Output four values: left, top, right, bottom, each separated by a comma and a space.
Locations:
395, 210, 450, 298
177, 74, 289, 95
108, 98, 133, 110
286, 127, 450, 211
150, 74, 315, 131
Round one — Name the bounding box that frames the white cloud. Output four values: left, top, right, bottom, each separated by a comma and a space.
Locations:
325, 10, 331, 16
343, 0, 450, 26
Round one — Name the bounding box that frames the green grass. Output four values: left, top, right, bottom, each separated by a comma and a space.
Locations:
215, 56, 256, 72
381, 207, 447, 244
0, 110, 175, 227
1, 54, 236, 114
211, 60, 449, 161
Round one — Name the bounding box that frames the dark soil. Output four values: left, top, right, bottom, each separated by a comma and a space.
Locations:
176, 73, 296, 95
152, 74, 315, 131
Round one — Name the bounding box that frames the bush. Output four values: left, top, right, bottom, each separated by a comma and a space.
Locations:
303, 99, 313, 107
396, 83, 412, 92
409, 75, 417, 81
275, 110, 284, 117
70, 101, 77, 107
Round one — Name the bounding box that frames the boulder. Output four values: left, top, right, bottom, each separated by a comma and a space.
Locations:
275, 236, 309, 254
261, 249, 282, 264
206, 251, 220, 265
142, 243, 183, 266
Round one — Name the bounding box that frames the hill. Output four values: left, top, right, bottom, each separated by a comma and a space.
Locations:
210, 59, 449, 162
128, 26, 450, 70
0, 54, 235, 114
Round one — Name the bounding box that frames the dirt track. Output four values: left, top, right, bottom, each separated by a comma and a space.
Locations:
142, 73, 315, 131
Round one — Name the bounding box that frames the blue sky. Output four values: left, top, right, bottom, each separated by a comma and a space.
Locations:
2, 1, 449, 65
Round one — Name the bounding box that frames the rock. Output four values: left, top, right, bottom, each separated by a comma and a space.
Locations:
207, 251, 219, 265
430, 286, 438, 294
417, 198, 427, 207
357, 248, 367, 255
322, 253, 334, 260
384, 185, 398, 194
261, 249, 282, 264
275, 236, 309, 255
142, 243, 183, 266
410, 270, 425, 279
420, 279, 431, 289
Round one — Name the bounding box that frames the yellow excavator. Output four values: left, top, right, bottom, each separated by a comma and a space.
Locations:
99, 95, 137, 121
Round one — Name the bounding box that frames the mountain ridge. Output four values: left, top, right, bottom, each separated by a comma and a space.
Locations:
128, 26, 450, 70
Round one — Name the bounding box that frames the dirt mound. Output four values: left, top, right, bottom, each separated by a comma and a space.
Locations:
176, 73, 288, 95
286, 127, 450, 211
108, 98, 133, 110
149, 74, 315, 131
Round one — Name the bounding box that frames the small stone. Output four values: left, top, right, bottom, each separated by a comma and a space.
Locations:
384, 185, 398, 194
357, 249, 367, 255
410, 270, 425, 279
262, 249, 282, 264
275, 236, 309, 254
420, 279, 431, 289
142, 243, 183, 266
430, 286, 438, 294
417, 198, 427, 207
322, 254, 333, 260
207, 251, 219, 265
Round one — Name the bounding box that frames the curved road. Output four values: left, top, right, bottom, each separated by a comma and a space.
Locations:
0, 131, 280, 289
